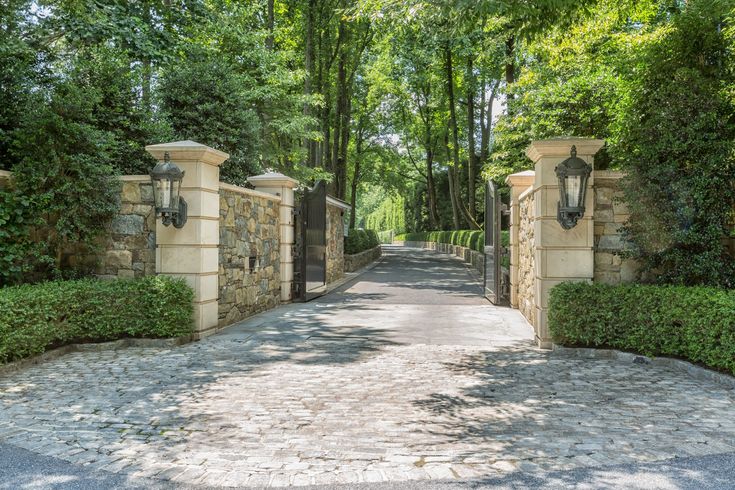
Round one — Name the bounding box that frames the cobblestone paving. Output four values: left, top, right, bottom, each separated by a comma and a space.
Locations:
1, 247, 734, 487
1, 338, 735, 487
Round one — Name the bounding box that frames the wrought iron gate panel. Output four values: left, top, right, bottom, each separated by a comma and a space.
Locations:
484, 181, 509, 305
295, 180, 327, 301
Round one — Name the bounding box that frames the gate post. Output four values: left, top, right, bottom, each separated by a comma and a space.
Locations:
505, 171, 535, 308
526, 138, 604, 348
248, 173, 299, 302
146, 140, 229, 338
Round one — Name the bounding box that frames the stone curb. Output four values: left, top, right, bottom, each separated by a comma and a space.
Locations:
552, 344, 735, 390
0, 336, 193, 377
345, 245, 382, 273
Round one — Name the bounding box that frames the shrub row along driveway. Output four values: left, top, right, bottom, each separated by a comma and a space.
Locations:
1, 246, 734, 488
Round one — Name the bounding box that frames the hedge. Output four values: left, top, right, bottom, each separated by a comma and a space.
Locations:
345, 229, 380, 255
549, 282, 735, 375
0, 275, 194, 364
395, 230, 510, 254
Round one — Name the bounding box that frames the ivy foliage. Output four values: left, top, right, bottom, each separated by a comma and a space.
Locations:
0, 276, 194, 364
613, 2, 735, 287
0, 77, 121, 286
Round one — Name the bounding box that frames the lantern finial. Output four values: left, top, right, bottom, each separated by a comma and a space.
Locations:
570, 145, 577, 159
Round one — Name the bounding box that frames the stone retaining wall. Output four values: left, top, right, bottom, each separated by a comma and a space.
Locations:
517, 189, 535, 326
593, 171, 638, 285
218, 185, 281, 327
397, 241, 484, 277
345, 246, 382, 272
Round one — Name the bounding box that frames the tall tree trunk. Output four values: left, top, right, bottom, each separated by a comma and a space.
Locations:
480, 80, 499, 165
425, 145, 439, 229
466, 56, 477, 220
444, 46, 480, 230
505, 35, 515, 85
266, 0, 275, 51
349, 132, 363, 229
445, 132, 460, 230
304, 0, 316, 166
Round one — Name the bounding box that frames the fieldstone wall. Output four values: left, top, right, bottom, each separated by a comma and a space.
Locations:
345, 246, 382, 272
593, 172, 638, 284
518, 191, 536, 326
326, 202, 345, 285
218, 185, 281, 327
93, 177, 157, 279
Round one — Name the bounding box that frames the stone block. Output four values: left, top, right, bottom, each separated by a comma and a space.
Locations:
598, 235, 625, 251
140, 183, 154, 203
594, 271, 620, 285
111, 215, 145, 236
121, 182, 141, 203
620, 259, 639, 283
106, 250, 132, 269
117, 269, 135, 279
595, 187, 615, 206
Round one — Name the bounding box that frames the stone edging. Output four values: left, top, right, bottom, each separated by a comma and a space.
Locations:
0, 336, 193, 377
345, 245, 382, 272
552, 345, 735, 390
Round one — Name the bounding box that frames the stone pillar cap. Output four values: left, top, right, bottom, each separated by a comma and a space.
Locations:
248, 172, 299, 189
505, 170, 535, 187
145, 140, 229, 167
526, 137, 605, 163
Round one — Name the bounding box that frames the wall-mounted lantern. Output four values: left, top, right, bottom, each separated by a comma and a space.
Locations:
555, 145, 592, 230
150, 151, 187, 228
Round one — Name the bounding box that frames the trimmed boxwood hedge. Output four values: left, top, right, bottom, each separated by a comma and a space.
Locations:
549, 282, 735, 375
0, 275, 194, 364
345, 229, 380, 255
395, 230, 510, 254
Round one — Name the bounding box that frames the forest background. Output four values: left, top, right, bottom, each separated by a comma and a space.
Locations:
1, 0, 734, 286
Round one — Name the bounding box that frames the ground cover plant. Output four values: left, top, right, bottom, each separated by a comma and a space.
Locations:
549, 281, 735, 375
0, 275, 194, 364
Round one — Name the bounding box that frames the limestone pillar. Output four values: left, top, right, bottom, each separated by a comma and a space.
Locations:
146, 140, 229, 338
248, 173, 299, 302
526, 138, 605, 348
505, 171, 535, 308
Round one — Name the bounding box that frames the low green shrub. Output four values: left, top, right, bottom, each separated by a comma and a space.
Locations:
549, 282, 735, 375
345, 229, 380, 255
394, 230, 510, 254
0, 275, 194, 364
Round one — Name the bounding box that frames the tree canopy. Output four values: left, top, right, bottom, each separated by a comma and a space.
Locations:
1, 0, 733, 285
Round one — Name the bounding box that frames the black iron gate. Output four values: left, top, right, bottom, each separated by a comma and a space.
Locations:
484, 181, 510, 305
293, 180, 327, 301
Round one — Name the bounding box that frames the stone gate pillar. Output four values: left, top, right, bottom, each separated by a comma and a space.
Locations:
248, 173, 299, 302
146, 140, 229, 338
505, 171, 535, 309
526, 138, 605, 348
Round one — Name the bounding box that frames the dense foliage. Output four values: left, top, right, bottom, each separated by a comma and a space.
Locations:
549, 281, 735, 375
0, 276, 194, 364
345, 229, 380, 255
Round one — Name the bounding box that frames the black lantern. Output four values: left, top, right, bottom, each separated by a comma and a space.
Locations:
555, 145, 592, 230
150, 151, 187, 228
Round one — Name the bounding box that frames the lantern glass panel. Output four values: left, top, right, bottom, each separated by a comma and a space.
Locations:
171, 178, 181, 210
566, 175, 582, 208
157, 178, 172, 210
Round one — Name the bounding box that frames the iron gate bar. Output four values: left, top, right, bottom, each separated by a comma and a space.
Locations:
483, 180, 509, 305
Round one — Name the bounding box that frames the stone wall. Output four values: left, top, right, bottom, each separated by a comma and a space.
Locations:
345, 246, 382, 272
517, 190, 536, 326
593, 171, 637, 285
93, 177, 157, 279
218, 184, 281, 327
326, 200, 346, 285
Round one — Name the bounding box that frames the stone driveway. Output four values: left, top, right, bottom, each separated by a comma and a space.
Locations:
1, 246, 734, 488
